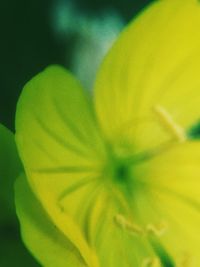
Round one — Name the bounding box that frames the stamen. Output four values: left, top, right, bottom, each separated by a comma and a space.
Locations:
142, 257, 161, 267
146, 221, 168, 237
153, 105, 186, 143
114, 214, 144, 236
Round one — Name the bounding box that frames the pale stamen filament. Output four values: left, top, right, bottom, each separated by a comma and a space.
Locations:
114, 214, 168, 238
114, 214, 144, 236
146, 221, 168, 237
153, 105, 186, 143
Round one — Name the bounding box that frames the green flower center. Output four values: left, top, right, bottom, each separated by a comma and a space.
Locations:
107, 146, 133, 184
114, 162, 130, 181
105, 145, 143, 202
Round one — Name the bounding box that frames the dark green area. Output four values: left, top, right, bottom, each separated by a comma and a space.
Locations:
75, 0, 153, 20
115, 163, 130, 181
187, 120, 200, 139
0, 224, 40, 267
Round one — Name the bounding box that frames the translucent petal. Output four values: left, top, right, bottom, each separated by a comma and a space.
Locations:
15, 174, 92, 267
95, 0, 200, 152
15, 66, 105, 267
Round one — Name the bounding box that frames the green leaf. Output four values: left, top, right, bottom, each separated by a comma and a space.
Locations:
0, 124, 39, 266
0, 123, 22, 223
15, 174, 90, 267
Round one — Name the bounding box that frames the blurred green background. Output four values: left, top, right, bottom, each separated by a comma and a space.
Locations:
0, 0, 153, 266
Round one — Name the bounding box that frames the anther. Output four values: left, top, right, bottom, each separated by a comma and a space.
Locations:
146, 221, 168, 237
142, 257, 161, 267
153, 105, 186, 143
114, 214, 144, 236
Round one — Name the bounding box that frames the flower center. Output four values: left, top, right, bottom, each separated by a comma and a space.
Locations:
113, 160, 130, 182
105, 145, 144, 202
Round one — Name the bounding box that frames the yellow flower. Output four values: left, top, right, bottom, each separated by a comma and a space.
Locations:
15, 0, 200, 266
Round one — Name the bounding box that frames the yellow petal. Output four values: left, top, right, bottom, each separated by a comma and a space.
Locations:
95, 0, 200, 152
133, 140, 200, 265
